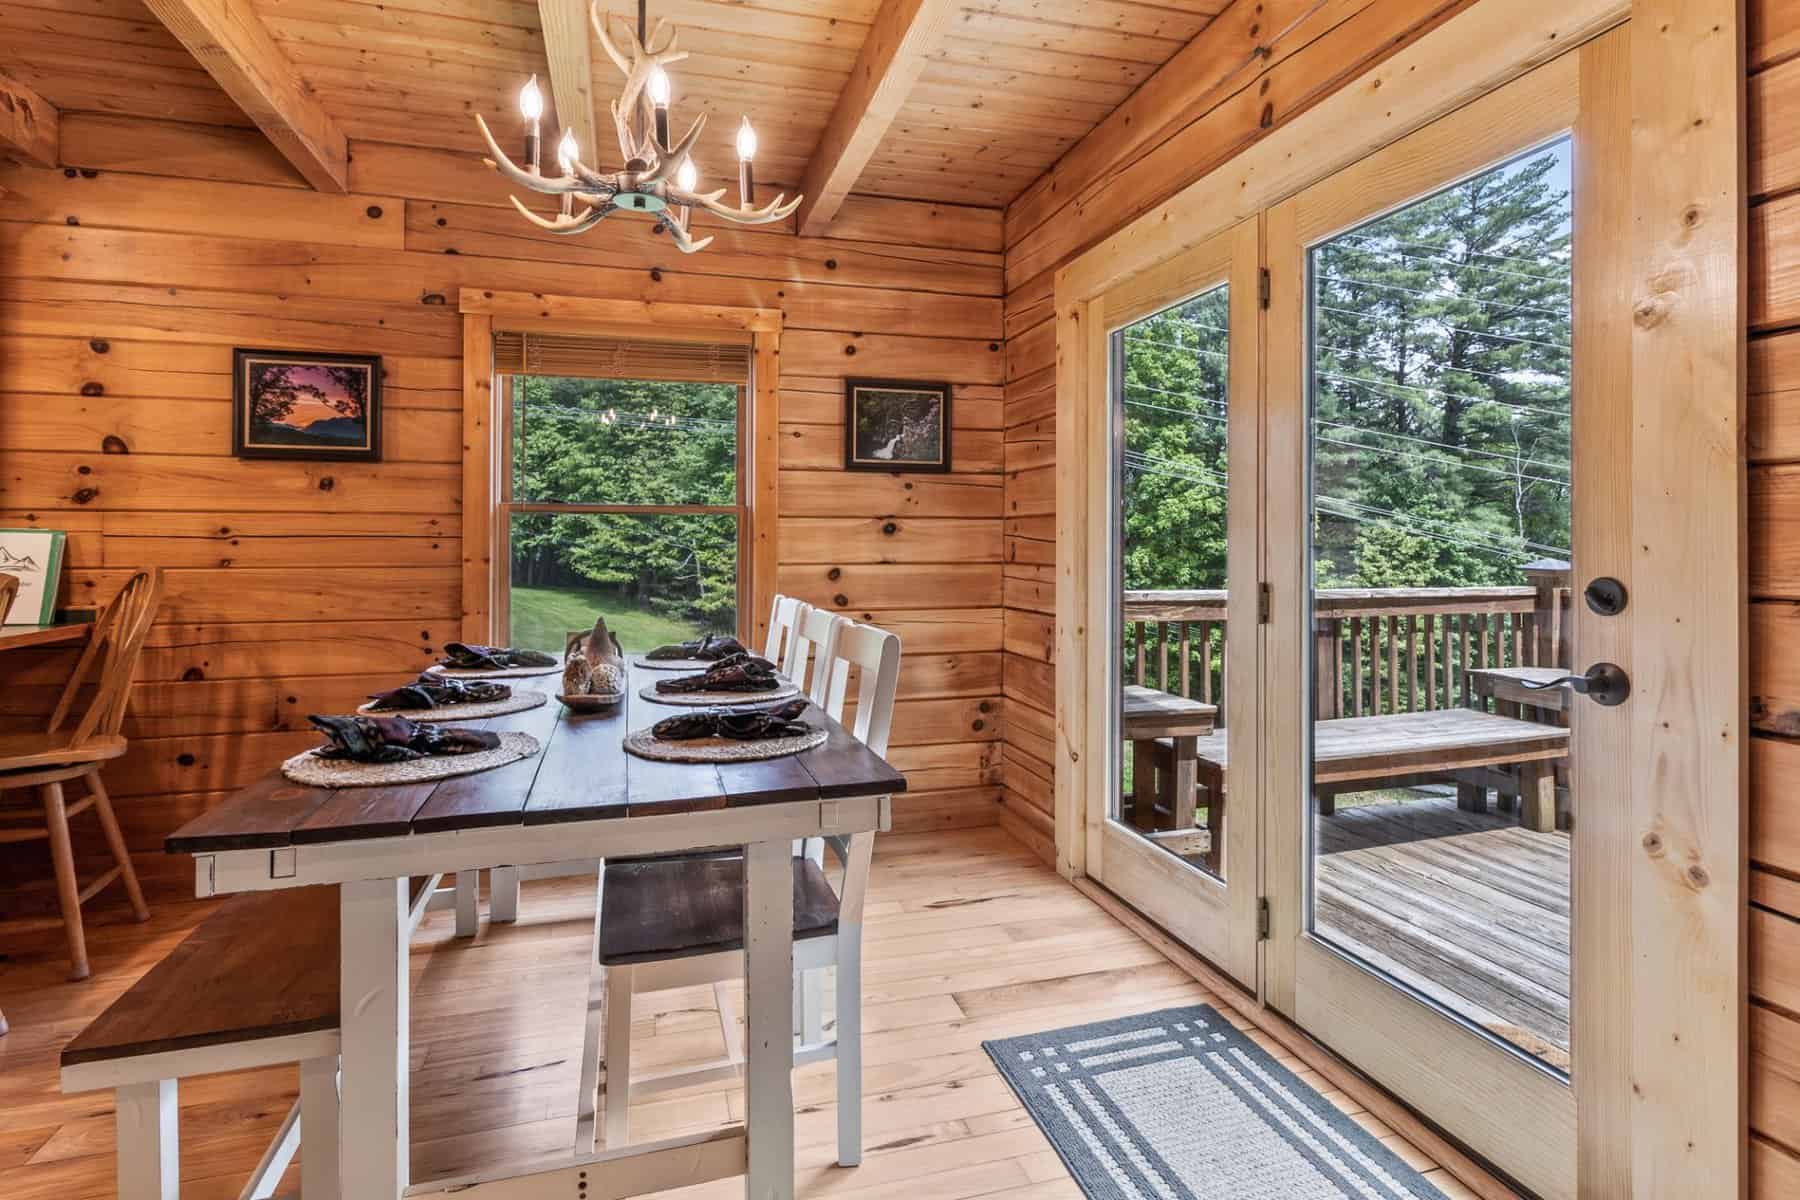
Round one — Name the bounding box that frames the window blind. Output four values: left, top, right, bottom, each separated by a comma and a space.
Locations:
493, 331, 752, 384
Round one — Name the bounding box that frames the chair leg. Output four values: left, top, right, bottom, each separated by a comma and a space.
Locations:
42, 781, 90, 981
86, 771, 148, 922
453, 872, 479, 938
490, 866, 521, 923
602, 964, 634, 1147
299, 1057, 342, 1200
835, 933, 863, 1167
115, 1079, 178, 1200
801, 969, 825, 1046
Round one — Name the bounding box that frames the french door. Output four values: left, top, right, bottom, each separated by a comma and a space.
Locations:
1074, 32, 1630, 1200
1264, 41, 1626, 1200
1078, 220, 1263, 990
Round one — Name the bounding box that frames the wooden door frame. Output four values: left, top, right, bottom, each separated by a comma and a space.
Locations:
456, 289, 783, 649
1067, 220, 1264, 989
1053, 0, 1745, 1192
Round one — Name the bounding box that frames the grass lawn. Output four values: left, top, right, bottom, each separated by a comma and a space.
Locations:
509, 586, 709, 654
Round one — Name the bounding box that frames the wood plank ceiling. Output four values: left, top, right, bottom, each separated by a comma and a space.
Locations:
0, 0, 1225, 212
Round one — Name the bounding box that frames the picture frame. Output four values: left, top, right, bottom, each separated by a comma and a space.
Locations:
843, 378, 952, 473
233, 348, 383, 461
0, 528, 67, 626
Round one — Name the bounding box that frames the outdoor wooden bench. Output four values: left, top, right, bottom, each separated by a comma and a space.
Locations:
59, 878, 438, 1200
1161, 707, 1571, 838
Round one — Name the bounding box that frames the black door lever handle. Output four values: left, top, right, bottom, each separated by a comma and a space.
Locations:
1519, 662, 1630, 707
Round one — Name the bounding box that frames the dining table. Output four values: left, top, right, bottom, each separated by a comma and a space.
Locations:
165, 658, 906, 1200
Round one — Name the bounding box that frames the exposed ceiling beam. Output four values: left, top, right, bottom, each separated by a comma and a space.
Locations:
795, 0, 959, 236
537, 0, 598, 166
141, 0, 348, 192
0, 70, 59, 169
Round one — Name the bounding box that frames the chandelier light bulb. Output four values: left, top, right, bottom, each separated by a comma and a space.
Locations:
676, 156, 698, 192
736, 116, 758, 162
518, 76, 544, 122
647, 66, 671, 107
556, 129, 579, 171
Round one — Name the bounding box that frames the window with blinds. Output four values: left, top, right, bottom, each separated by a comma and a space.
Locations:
492, 331, 752, 384
495, 331, 749, 657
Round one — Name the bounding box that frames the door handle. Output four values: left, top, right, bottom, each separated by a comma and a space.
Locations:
1519, 662, 1630, 707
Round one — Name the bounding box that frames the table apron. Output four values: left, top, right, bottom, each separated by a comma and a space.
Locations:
191, 796, 890, 896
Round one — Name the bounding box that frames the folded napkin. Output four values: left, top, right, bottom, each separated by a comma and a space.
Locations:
651, 698, 812, 742
644, 633, 749, 662
308, 714, 502, 763
654, 652, 782, 694
366, 674, 513, 711
440, 643, 558, 670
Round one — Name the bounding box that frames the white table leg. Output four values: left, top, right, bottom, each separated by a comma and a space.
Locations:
339, 877, 409, 1200
743, 838, 795, 1200
490, 866, 520, 923
453, 872, 479, 938
115, 1078, 177, 1200
300, 1056, 342, 1200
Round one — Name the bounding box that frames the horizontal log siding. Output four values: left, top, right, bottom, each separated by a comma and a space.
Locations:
1750, 0, 1800, 1187
0, 121, 1008, 897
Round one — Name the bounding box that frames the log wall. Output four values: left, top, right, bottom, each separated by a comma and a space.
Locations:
0, 116, 1006, 894
994, 0, 1472, 865
1747, 1, 1800, 1190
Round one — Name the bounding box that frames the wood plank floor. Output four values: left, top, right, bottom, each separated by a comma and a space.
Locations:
0, 828, 1479, 1199
1315, 796, 1571, 1071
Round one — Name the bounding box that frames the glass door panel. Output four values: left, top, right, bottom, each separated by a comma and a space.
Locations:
1083, 220, 1262, 990
1303, 139, 1576, 1074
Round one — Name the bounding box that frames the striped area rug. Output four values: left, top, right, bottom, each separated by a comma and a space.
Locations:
984, 1004, 1448, 1200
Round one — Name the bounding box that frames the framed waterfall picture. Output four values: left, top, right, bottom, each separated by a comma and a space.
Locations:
0, 528, 67, 626
844, 378, 952, 473
233, 348, 383, 461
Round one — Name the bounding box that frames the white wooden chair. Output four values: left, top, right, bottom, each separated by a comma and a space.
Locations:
783, 605, 844, 702
764, 593, 812, 666
580, 619, 901, 1166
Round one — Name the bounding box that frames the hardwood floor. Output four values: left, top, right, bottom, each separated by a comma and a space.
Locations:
0, 828, 1479, 1199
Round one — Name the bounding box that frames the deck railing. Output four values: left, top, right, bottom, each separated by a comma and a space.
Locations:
1123, 564, 1572, 722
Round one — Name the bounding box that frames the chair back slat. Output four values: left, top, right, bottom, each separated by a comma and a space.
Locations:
0, 573, 18, 622
763, 594, 811, 667
821, 621, 901, 758
785, 608, 844, 704
47, 569, 163, 747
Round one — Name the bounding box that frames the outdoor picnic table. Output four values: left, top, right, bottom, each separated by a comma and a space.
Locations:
165, 660, 905, 1200
1122, 684, 1218, 834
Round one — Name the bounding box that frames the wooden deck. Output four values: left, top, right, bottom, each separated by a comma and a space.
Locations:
1314, 795, 1571, 1071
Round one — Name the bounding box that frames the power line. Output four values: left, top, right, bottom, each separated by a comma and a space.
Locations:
1317, 273, 1569, 320
1329, 230, 1569, 280
1123, 332, 1230, 360
1322, 235, 1570, 288
1316, 369, 1569, 421
1315, 303, 1571, 354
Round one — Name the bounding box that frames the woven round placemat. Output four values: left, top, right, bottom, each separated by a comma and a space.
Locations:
426, 662, 560, 680
355, 689, 549, 721
622, 727, 827, 763
633, 655, 719, 672
279, 731, 542, 788
638, 680, 801, 707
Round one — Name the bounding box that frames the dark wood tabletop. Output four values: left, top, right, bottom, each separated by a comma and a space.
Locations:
167, 660, 906, 855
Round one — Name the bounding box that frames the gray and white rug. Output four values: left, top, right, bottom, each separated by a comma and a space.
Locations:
984, 1005, 1447, 1200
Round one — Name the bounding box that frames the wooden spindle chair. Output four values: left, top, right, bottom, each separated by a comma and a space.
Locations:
763, 592, 812, 666
0, 569, 163, 980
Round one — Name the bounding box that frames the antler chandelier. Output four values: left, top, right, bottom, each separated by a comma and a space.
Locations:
473, 0, 801, 254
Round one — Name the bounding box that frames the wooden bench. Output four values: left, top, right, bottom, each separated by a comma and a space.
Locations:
1121, 684, 1218, 834
59, 878, 438, 1200
1164, 708, 1572, 840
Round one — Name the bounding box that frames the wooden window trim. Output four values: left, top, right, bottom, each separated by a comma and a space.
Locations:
459, 289, 782, 649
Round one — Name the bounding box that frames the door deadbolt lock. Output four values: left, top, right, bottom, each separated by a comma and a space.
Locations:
1520, 662, 1631, 707
1584, 576, 1628, 616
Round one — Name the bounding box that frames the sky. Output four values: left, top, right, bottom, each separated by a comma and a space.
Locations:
277, 364, 360, 427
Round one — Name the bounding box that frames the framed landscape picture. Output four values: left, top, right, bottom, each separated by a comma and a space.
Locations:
844, 379, 952, 473
0, 528, 67, 626
233, 349, 383, 461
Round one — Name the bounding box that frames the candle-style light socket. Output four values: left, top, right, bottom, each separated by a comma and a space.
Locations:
524, 130, 540, 174
654, 106, 670, 150
738, 160, 754, 208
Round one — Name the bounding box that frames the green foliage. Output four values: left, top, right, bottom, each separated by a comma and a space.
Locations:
509, 376, 739, 631
508, 585, 706, 655
1119, 144, 1573, 601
